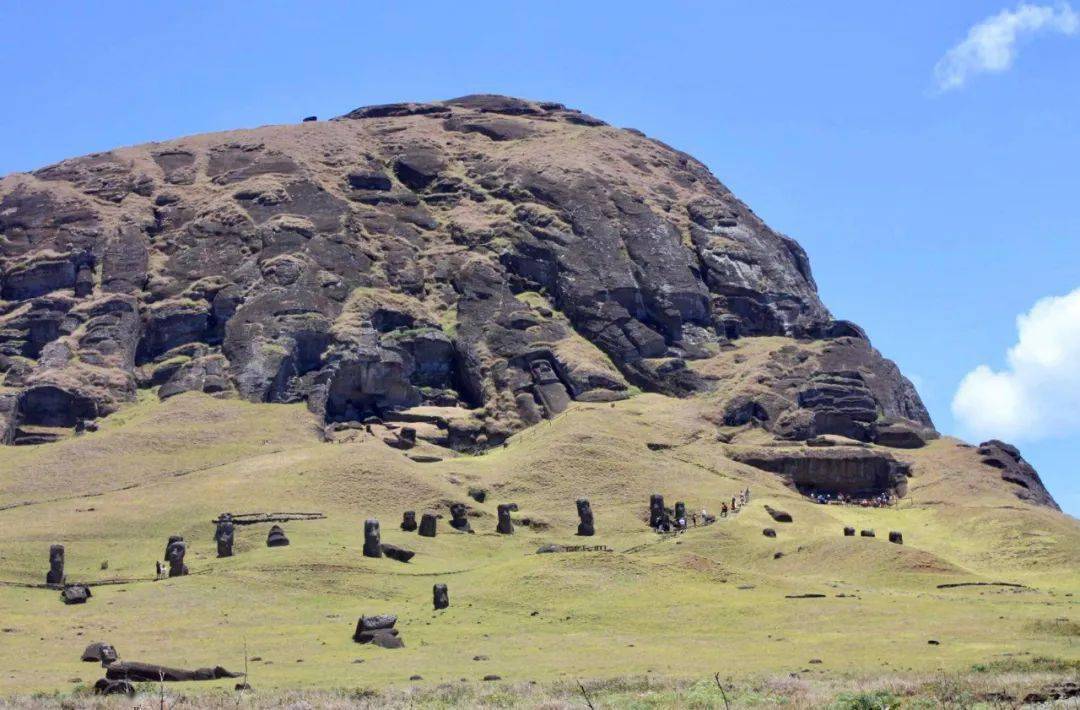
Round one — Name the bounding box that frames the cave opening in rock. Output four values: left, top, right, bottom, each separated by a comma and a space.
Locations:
17, 386, 98, 428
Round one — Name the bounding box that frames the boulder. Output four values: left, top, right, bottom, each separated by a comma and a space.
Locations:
61, 584, 92, 604
762, 528, 777, 538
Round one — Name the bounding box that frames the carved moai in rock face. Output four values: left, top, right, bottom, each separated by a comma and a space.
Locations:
164, 535, 183, 561
576, 498, 595, 536
888, 531, 903, 545
649, 494, 667, 528
529, 359, 571, 417
433, 583, 449, 610
496, 504, 514, 534
214, 514, 235, 558
401, 511, 417, 532
419, 513, 437, 537
449, 503, 471, 532
843, 526, 856, 537
166, 539, 188, 577
46, 544, 65, 585
266, 525, 290, 547
363, 519, 382, 558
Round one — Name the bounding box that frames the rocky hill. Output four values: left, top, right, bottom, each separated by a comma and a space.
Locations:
0, 95, 1056, 510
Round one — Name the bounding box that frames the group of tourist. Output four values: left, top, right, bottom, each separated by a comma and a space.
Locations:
802, 488, 894, 508
679, 488, 751, 529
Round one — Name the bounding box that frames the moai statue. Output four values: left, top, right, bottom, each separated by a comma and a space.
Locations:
418, 513, 437, 537
266, 525, 290, 547
576, 499, 595, 536
843, 526, 856, 537
529, 359, 572, 417
496, 504, 514, 535
214, 514, 235, 558
449, 503, 472, 532
433, 583, 449, 610
46, 545, 65, 585
649, 494, 667, 528
164, 535, 183, 561
401, 511, 418, 532
888, 531, 904, 545
674, 502, 687, 526
363, 519, 383, 558
166, 539, 188, 577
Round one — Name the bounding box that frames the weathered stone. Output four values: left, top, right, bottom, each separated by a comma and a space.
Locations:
762, 528, 777, 538
266, 525, 289, 547
363, 519, 382, 558
860, 529, 875, 538
46, 544, 64, 585
380, 543, 414, 563
418, 513, 437, 537
977, 440, 1060, 510
433, 583, 449, 610
401, 510, 417, 532
888, 531, 903, 545
843, 526, 855, 537
576, 498, 595, 536
496, 504, 514, 534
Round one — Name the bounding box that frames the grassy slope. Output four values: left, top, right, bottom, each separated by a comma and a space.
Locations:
0, 387, 1077, 696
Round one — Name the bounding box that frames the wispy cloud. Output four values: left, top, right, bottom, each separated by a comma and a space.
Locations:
952, 287, 1080, 442
934, 2, 1078, 92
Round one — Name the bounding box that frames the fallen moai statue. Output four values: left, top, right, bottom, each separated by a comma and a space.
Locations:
266, 525, 290, 547
81, 642, 118, 664
764, 505, 793, 523
105, 661, 242, 682
46, 544, 65, 585
381, 543, 415, 563
61, 584, 92, 604
93, 678, 134, 696
433, 583, 449, 610
576, 498, 595, 536
353, 614, 404, 648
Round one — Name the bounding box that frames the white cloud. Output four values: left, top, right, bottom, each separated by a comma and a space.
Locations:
934, 2, 1078, 92
953, 287, 1080, 441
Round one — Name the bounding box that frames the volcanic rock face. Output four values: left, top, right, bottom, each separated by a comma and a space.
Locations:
977, 440, 1059, 510
0, 94, 929, 452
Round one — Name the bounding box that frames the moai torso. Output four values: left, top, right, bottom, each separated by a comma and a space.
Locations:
433, 583, 449, 610
529, 359, 571, 417
496, 504, 514, 534
166, 540, 188, 577
576, 498, 595, 536
449, 503, 471, 532
214, 515, 235, 558
418, 513, 437, 537
401, 511, 418, 532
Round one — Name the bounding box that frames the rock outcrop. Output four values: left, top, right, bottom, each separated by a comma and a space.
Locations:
0, 94, 930, 453
976, 440, 1059, 510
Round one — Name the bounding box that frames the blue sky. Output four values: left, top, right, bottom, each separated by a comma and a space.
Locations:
2, 1, 1077, 514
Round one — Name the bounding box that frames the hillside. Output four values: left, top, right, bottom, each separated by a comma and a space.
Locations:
0, 97, 1076, 702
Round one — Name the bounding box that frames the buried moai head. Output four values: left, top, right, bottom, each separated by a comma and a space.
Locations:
164, 535, 183, 561
576, 498, 595, 536
266, 525, 290, 547
674, 501, 686, 521
433, 583, 449, 610
888, 531, 903, 545
496, 504, 514, 534
401, 511, 417, 532
843, 526, 856, 537
449, 503, 471, 532
363, 519, 382, 558
166, 539, 188, 577
214, 515, 235, 558
418, 512, 438, 537
46, 544, 65, 585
